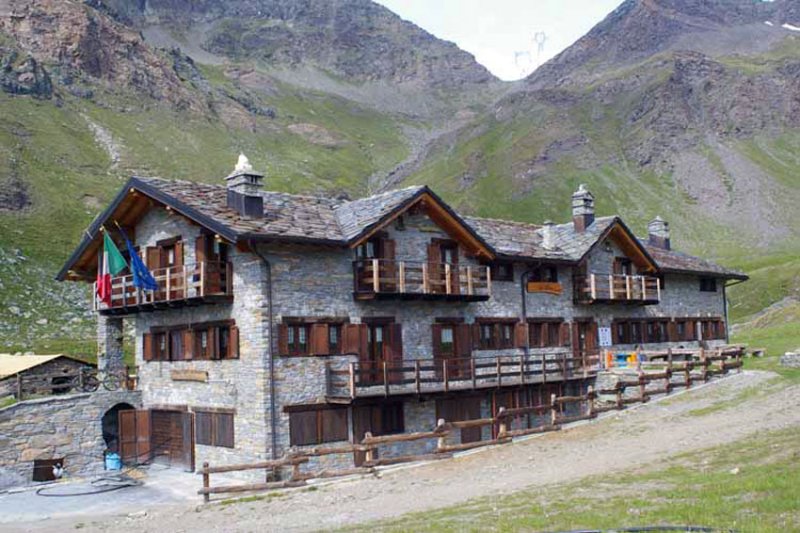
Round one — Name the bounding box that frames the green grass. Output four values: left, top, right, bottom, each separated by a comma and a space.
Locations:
347, 427, 800, 533
0, 396, 17, 409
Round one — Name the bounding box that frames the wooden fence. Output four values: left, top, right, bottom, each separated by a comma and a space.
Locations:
13, 366, 137, 400
199, 346, 745, 502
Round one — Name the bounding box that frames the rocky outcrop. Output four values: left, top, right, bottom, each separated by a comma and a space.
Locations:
91, 0, 495, 87
0, 0, 203, 109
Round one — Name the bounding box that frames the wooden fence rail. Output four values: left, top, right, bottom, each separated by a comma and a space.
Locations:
200, 346, 746, 502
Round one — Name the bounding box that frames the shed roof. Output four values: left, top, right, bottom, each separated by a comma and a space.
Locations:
0, 354, 94, 379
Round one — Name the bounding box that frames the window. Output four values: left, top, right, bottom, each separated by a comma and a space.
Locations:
144, 322, 238, 362
700, 278, 718, 292
676, 321, 687, 340
440, 326, 455, 353
529, 265, 558, 283
355, 403, 405, 437
476, 320, 516, 350
328, 325, 341, 354
195, 411, 235, 448
490, 261, 514, 282
287, 324, 309, 356
614, 321, 630, 344
528, 320, 564, 348
289, 407, 349, 446
440, 243, 458, 265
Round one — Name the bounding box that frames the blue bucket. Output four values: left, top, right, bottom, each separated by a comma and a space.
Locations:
105, 452, 122, 471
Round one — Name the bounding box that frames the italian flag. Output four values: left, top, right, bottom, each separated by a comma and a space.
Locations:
97, 231, 128, 305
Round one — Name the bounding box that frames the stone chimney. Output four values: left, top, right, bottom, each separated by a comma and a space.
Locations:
648, 216, 670, 250
225, 153, 264, 218
571, 184, 595, 232
542, 220, 556, 250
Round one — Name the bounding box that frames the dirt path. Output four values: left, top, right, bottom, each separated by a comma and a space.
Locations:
9, 371, 800, 533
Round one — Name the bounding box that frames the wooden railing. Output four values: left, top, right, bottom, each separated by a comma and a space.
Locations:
12, 366, 137, 400
574, 273, 661, 303
353, 259, 491, 299
326, 350, 602, 399
92, 261, 232, 311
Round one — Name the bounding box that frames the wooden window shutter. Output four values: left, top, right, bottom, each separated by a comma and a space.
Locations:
431, 324, 443, 357
209, 327, 219, 360
559, 322, 571, 348
146, 247, 160, 270
427, 242, 442, 264
183, 329, 194, 360
471, 323, 481, 350
195, 235, 208, 265
342, 323, 363, 356
456, 324, 472, 358
310, 323, 329, 355
228, 325, 239, 359
385, 323, 404, 383
667, 320, 678, 342
611, 321, 620, 344
383, 239, 396, 260
514, 322, 528, 349
143, 333, 153, 361
174, 240, 184, 268
278, 323, 289, 356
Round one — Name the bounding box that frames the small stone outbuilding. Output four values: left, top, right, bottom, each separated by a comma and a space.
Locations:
0, 354, 95, 400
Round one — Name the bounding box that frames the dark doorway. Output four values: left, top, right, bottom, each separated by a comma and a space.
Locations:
102, 402, 135, 454
436, 396, 483, 443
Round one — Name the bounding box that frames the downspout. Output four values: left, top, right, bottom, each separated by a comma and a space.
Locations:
249, 240, 278, 460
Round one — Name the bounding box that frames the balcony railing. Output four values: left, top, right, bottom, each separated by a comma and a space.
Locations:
574, 273, 661, 304
353, 259, 491, 301
92, 261, 232, 314
326, 351, 601, 399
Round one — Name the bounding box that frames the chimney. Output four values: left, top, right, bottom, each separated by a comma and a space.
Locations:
225, 153, 264, 218
542, 220, 556, 250
648, 216, 670, 250
571, 184, 595, 232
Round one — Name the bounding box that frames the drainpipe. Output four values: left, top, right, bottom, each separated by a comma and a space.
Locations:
249, 240, 278, 460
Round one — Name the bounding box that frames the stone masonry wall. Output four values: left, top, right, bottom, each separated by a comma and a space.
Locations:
133, 208, 272, 470
0, 391, 141, 489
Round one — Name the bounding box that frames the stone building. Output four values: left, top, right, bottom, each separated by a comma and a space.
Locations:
57, 156, 747, 471
0, 354, 94, 400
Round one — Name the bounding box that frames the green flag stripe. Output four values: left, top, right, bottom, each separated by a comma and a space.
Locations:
104, 232, 128, 276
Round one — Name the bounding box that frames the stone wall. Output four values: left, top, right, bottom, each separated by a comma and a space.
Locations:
0, 391, 141, 489
133, 207, 272, 470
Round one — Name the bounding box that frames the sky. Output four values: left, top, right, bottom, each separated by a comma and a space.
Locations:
375, 0, 624, 81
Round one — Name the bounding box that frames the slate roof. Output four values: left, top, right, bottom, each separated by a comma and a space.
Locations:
464, 216, 618, 262
59, 176, 746, 281
644, 244, 748, 280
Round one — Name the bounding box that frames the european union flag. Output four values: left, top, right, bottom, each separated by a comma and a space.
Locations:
117, 226, 159, 291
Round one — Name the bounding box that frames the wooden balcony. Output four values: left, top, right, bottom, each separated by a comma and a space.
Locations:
326, 351, 600, 400
574, 273, 661, 305
93, 261, 233, 315
353, 259, 491, 302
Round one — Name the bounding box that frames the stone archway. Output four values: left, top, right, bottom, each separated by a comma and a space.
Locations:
101, 402, 135, 454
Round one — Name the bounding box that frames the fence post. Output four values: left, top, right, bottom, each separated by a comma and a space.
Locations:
436, 419, 447, 452
349, 362, 356, 399
202, 462, 210, 503
519, 353, 525, 384
700, 348, 708, 382
364, 432, 375, 464
496, 357, 502, 388
443, 360, 449, 392
587, 385, 595, 417
497, 407, 508, 438
415, 360, 421, 395
638, 368, 646, 402
615, 385, 623, 410
550, 393, 558, 425
383, 361, 389, 397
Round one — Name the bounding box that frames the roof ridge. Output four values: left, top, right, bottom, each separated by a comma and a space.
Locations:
465, 215, 543, 228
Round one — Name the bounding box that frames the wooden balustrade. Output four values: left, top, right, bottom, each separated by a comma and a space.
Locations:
327, 351, 601, 400
574, 273, 661, 304
353, 259, 491, 301
93, 261, 232, 313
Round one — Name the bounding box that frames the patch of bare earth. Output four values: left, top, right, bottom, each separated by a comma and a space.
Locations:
11, 371, 800, 533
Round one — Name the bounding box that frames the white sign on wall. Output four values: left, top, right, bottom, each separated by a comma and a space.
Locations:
598, 327, 613, 347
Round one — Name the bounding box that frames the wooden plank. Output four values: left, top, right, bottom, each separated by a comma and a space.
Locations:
437, 437, 510, 453
500, 424, 561, 439
203, 457, 307, 474
363, 452, 451, 467
198, 479, 306, 496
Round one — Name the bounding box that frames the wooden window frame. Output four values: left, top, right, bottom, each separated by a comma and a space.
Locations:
195, 410, 235, 448
699, 277, 718, 293
144, 321, 239, 363
527, 319, 565, 348
490, 261, 514, 282
288, 405, 349, 446
529, 265, 559, 283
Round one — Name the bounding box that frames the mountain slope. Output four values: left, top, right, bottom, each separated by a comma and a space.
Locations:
0, 0, 799, 355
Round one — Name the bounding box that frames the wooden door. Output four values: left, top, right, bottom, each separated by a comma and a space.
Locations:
352, 405, 377, 467
151, 410, 194, 471
437, 396, 483, 443
382, 323, 403, 384
427, 242, 443, 293
440, 242, 460, 295
119, 409, 152, 465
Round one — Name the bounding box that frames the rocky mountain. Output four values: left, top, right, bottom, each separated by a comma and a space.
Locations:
0, 0, 798, 354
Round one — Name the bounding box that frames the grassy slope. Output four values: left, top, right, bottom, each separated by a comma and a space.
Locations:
345, 425, 800, 533
0, 71, 409, 354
